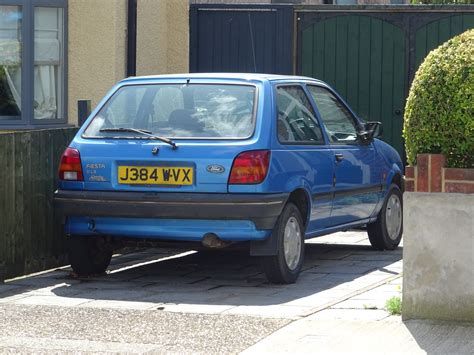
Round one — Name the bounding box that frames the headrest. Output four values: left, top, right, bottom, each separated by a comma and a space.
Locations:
168, 109, 204, 131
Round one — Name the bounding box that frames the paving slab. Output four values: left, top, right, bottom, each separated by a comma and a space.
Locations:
2, 232, 404, 318
80, 299, 156, 310
222, 304, 314, 319
21, 283, 86, 297
242, 317, 474, 355
0, 231, 414, 353
331, 298, 389, 310
307, 308, 390, 321
0, 284, 22, 296
155, 303, 235, 314
11, 295, 93, 307
0, 294, 32, 305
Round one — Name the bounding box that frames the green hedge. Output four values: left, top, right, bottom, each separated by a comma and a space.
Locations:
404, 29, 474, 168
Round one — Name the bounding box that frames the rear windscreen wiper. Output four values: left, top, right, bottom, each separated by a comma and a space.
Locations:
99, 127, 177, 149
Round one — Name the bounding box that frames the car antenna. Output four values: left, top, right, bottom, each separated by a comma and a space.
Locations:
186, 78, 190, 85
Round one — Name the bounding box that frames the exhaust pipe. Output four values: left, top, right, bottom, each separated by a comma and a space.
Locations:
202, 233, 232, 249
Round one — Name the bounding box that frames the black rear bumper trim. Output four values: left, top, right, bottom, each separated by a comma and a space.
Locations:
54, 190, 289, 230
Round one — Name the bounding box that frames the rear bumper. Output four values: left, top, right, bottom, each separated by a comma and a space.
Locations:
54, 190, 288, 231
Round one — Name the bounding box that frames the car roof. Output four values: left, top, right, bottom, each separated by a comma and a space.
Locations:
120, 73, 326, 85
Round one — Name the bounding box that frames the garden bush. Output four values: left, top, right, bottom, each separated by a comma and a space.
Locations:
404, 29, 474, 168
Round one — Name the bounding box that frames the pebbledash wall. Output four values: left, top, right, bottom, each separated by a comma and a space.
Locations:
67, 0, 189, 126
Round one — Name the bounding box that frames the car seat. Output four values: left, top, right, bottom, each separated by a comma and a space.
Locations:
168, 109, 204, 132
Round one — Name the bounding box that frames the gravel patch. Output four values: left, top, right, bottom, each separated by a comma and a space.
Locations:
0, 304, 289, 354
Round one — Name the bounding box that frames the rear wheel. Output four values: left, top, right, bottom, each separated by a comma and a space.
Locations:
367, 184, 403, 250
67, 236, 112, 275
261, 203, 305, 284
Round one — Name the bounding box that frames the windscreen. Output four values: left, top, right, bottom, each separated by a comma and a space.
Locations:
83, 84, 257, 139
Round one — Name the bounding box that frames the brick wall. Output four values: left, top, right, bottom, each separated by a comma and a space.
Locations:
405, 154, 474, 194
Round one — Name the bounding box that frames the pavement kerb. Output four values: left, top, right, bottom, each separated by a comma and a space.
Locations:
298, 272, 403, 318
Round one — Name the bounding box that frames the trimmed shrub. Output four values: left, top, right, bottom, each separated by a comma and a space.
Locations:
404, 29, 474, 168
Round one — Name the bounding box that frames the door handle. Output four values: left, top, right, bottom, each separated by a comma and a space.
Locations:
335, 153, 344, 162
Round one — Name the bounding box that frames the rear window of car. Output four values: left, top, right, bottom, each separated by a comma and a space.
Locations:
82, 84, 257, 139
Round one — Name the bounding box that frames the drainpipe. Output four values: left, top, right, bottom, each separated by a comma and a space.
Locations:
127, 0, 137, 77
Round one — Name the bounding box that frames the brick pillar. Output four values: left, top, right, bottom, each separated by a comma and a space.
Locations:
416, 154, 430, 192
405, 166, 415, 192
430, 154, 446, 192
412, 154, 445, 192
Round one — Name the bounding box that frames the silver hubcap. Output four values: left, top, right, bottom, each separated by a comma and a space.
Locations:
385, 194, 402, 240
283, 216, 302, 270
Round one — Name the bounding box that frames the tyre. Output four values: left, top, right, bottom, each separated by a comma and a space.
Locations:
261, 203, 305, 284
67, 236, 112, 275
367, 184, 403, 250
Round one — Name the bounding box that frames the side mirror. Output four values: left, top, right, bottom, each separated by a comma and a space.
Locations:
357, 121, 383, 144
367, 121, 383, 138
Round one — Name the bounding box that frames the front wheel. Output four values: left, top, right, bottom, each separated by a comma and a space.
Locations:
261, 203, 305, 284
367, 184, 403, 250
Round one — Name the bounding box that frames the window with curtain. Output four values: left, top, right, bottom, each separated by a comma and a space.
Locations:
0, 1, 66, 128
0, 6, 22, 121
34, 7, 63, 120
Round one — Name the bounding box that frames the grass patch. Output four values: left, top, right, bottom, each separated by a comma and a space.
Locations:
385, 296, 402, 315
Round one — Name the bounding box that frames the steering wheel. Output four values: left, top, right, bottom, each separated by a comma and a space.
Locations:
278, 111, 294, 141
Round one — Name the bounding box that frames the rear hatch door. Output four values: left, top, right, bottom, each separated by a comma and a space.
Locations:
75, 80, 263, 193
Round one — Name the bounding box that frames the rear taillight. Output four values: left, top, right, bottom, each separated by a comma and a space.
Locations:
229, 150, 271, 184
59, 147, 84, 181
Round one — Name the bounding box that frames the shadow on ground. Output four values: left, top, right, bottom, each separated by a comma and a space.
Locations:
1, 232, 403, 316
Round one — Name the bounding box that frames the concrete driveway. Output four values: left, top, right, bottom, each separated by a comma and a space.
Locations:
0, 231, 404, 353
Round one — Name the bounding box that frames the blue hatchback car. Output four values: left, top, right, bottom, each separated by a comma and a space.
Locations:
55, 73, 404, 284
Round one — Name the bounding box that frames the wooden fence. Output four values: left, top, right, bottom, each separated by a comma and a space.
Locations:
0, 128, 77, 281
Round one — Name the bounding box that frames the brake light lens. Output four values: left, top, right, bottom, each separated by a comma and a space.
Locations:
229, 150, 271, 184
59, 147, 84, 181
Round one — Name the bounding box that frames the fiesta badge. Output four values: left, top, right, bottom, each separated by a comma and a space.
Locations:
206, 164, 225, 174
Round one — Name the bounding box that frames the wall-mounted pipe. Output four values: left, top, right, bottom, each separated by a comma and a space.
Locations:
127, 0, 137, 77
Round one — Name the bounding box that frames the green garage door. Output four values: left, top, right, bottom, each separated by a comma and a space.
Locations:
415, 14, 474, 70
301, 15, 406, 156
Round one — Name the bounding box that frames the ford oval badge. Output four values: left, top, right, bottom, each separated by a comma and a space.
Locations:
207, 164, 225, 174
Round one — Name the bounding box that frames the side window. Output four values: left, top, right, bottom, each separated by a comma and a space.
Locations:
276, 85, 324, 144
308, 86, 358, 144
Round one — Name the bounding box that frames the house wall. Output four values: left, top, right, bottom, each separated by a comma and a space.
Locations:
136, 0, 189, 76
68, 0, 127, 126
67, 0, 190, 126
